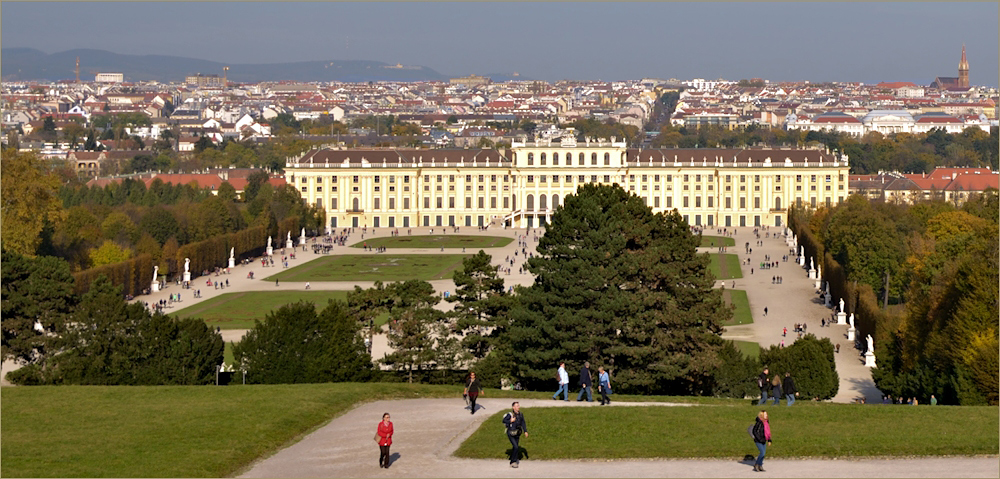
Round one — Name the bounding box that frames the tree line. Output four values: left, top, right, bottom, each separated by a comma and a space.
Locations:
789, 190, 998, 405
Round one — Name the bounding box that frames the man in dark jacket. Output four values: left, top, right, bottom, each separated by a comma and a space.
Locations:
576, 361, 593, 402
783, 372, 798, 406
502, 402, 529, 468
757, 367, 770, 405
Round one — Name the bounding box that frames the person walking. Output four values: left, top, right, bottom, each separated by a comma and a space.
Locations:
751, 410, 771, 472
375, 412, 393, 469
576, 361, 593, 402
464, 371, 483, 415
770, 375, 783, 405
597, 366, 612, 405
502, 402, 528, 468
552, 362, 569, 401
783, 372, 798, 406
757, 367, 770, 405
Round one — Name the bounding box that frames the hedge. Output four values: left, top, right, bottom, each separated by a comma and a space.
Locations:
72, 254, 154, 297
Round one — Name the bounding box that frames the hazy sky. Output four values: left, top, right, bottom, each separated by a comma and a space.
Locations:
3, 2, 998, 85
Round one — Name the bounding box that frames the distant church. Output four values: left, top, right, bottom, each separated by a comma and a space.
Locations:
931, 45, 970, 90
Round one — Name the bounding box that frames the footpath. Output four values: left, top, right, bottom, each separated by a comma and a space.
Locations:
238, 397, 999, 478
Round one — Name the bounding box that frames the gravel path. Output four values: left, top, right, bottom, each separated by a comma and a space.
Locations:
238, 398, 999, 478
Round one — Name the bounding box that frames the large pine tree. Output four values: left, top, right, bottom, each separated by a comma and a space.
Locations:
500, 184, 729, 395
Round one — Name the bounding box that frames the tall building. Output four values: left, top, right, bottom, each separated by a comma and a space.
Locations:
958, 44, 969, 88
285, 143, 850, 231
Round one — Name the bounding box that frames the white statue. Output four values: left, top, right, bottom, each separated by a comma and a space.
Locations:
839, 298, 845, 313
848, 313, 855, 328
287, 231, 291, 242
152, 265, 159, 282
230, 247, 235, 260
810, 257, 814, 270
300, 227, 306, 238
799, 246, 804, 257
267, 236, 272, 248
184, 258, 190, 273
866, 334, 874, 353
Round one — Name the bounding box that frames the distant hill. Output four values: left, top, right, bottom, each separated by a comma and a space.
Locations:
1, 48, 532, 84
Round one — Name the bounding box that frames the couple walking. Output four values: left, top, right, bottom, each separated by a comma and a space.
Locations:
552, 361, 612, 405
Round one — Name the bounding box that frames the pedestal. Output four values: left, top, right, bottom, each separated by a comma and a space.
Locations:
814, 278, 822, 290
825, 294, 832, 308
229, 258, 235, 269
847, 327, 856, 341
151, 281, 160, 293
286, 240, 293, 250
299, 237, 306, 246
808, 268, 816, 279
798, 255, 805, 265
864, 351, 876, 367
837, 311, 847, 325
266, 246, 273, 256
183, 271, 191, 283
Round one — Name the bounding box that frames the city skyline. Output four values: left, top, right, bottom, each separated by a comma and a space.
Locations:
2, 2, 998, 86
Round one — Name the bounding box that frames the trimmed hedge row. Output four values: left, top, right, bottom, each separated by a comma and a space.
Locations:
73, 254, 154, 297
176, 225, 270, 277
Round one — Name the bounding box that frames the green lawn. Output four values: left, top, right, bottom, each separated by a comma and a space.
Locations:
708, 253, 742, 280
455, 404, 998, 460
0, 384, 462, 478
730, 339, 761, 360
350, 235, 512, 249
724, 289, 753, 326
171, 291, 352, 329
700, 235, 736, 248
262, 254, 470, 282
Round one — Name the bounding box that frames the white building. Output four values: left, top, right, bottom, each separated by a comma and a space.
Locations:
95, 73, 124, 83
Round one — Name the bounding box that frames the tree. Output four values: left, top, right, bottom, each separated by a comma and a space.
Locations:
1, 251, 76, 365
217, 181, 238, 203
1, 151, 66, 256
233, 300, 373, 384
498, 184, 729, 395
139, 206, 180, 245
824, 196, 906, 300
445, 250, 511, 359
89, 240, 133, 267
244, 170, 270, 203
759, 335, 839, 400
9, 276, 223, 385
707, 341, 761, 399
42, 116, 56, 132
62, 122, 86, 149
380, 280, 448, 383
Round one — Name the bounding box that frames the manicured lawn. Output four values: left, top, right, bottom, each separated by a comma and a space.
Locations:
708, 253, 742, 280
350, 235, 512, 249
0, 383, 464, 478
171, 291, 352, 329
700, 235, 736, 248
730, 339, 761, 360
724, 289, 753, 325
454, 404, 998, 460
262, 254, 470, 282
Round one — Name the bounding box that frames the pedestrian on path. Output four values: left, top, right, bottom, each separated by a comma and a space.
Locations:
765, 307, 769, 317
783, 372, 798, 406
464, 372, 483, 415
751, 410, 771, 472
757, 367, 770, 405
552, 362, 569, 401
375, 412, 393, 468
502, 402, 528, 468
598, 366, 612, 405
770, 375, 783, 405
577, 361, 593, 402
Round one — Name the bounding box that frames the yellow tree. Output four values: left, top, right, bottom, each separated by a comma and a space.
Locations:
1, 151, 65, 256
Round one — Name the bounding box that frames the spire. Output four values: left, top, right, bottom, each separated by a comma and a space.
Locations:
958, 44, 969, 88
959, 44, 969, 69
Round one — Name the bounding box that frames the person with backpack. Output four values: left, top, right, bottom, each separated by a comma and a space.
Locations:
552, 362, 569, 401
757, 367, 770, 405
502, 402, 529, 468
750, 410, 771, 472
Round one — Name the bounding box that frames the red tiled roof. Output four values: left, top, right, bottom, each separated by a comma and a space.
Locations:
926, 167, 993, 179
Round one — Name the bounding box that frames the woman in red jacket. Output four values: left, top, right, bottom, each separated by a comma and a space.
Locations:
375, 412, 393, 468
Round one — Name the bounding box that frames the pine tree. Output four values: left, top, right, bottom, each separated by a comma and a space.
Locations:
446, 250, 512, 359
501, 184, 729, 395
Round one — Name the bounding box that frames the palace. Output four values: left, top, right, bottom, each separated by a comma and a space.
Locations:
285, 140, 850, 231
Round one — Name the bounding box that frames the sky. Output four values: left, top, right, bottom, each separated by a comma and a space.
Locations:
2, 2, 998, 86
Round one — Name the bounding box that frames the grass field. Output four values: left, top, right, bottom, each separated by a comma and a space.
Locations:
724, 289, 753, 326
730, 339, 761, 360
708, 253, 743, 280
454, 404, 998, 460
700, 235, 736, 248
350, 235, 512, 249
3, 385, 995, 478
171, 291, 352, 329
262, 254, 470, 282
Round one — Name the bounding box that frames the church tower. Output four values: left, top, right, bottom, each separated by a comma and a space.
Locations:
958, 44, 969, 88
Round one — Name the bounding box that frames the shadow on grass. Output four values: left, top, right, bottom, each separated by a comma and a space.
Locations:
505, 447, 529, 462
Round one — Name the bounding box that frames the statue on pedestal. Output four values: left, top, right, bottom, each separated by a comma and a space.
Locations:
184, 258, 190, 273
848, 313, 855, 328
839, 298, 845, 313
267, 236, 272, 248
230, 247, 235, 260
152, 265, 159, 282
866, 334, 874, 353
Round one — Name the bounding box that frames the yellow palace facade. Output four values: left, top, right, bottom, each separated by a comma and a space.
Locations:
285, 139, 850, 231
